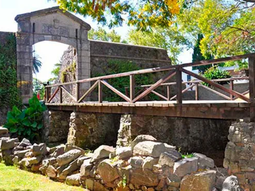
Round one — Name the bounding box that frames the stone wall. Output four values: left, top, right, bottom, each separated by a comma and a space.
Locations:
90, 40, 171, 76
42, 110, 71, 146
224, 120, 255, 190
67, 112, 121, 150
117, 115, 233, 166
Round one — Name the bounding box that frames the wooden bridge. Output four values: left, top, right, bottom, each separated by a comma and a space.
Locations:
45, 53, 255, 120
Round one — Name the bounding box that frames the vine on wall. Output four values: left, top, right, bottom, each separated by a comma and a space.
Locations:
0, 34, 21, 109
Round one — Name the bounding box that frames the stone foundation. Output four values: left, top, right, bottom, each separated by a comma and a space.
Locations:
67, 112, 120, 150
117, 115, 232, 165
42, 110, 71, 146
224, 120, 255, 190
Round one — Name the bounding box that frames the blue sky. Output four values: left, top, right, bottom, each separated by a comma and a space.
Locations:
0, 0, 192, 82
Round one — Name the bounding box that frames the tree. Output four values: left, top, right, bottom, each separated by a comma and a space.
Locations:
32, 55, 42, 74
88, 27, 123, 42
54, 0, 180, 30
128, 26, 189, 64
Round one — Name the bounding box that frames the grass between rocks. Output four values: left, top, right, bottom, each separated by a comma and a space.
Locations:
0, 163, 86, 191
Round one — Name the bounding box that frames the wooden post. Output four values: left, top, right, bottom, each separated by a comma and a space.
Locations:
130, 75, 135, 102
76, 82, 80, 102
59, 86, 63, 103
167, 85, 170, 101
249, 56, 255, 121
176, 66, 182, 104
46, 87, 51, 103
229, 80, 234, 100
195, 83, 199, 100
125, 87, 129, 96
98, 80, 102, 103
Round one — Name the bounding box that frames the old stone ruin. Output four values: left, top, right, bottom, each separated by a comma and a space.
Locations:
1, 120, 255, 191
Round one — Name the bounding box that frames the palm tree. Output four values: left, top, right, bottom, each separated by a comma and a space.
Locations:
32, 56, 42, 74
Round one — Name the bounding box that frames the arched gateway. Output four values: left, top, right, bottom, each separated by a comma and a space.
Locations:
15, 7, 91, 103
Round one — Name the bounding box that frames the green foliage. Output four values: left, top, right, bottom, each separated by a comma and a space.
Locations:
93, 60, 156, 102
4, 96, 46, 141
32, 55, 42, 74
203, 66, 231, 86
128, 26, 190, 65
88, 27, 123, 42
181, 153, 194, 159
55, 0, 180, 30
60, 61, 76, 83
0, 33, 21, 109
118, 174, 127, 188
33, 78, 45, 99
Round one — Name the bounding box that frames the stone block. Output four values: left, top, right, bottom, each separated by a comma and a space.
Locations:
158, 151, 182, 167
66, 173, 81, 186
130, 168, 159, 187
32, 143, 47, 156
133, 141, 165, 158
91, 145, 115, 162
97, 159, 119, 183
80, 159, 93, 177
128, 156, 144, 168
0, 127, 8, 135
131, 135, 157, 149
116, 147, 132, 159
57, 149, 83, 166
173, 157, 198, 177
0, 138, 19, 151
193, 153, 214, 169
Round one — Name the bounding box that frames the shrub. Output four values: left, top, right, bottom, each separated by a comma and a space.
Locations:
4, 96, 46, 141
203, 66, 231, 86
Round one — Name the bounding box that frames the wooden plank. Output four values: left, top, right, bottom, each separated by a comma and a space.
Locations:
133, 70, 176, 102
61, 86, 77, 102
76, 82, 80, 102
176, 67, 182, 104
199, 84, 232, 100
59, 86, 62, 103
195, 83, 199, 100
130, 74, 135, 102
98, 80, 102, 103
78, 81, 99, 103
167, 86, 170, 101
151, 90, 168, 101
249, 56, 255, 121
229, 80, 234, 100
182, 68, 250, 102
47, 87, 59, 103
101, 80, 131, 102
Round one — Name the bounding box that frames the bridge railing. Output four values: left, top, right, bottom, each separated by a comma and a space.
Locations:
45, 53, 255, 104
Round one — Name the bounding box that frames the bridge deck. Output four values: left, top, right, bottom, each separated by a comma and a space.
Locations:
46, 100, 250, 120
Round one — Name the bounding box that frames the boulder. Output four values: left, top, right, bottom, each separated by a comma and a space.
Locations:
180, 170, 216, 191
80, 159, 93, 177
128, 156, 144, 168
158, 151, 182, 167
173, 157, 198, 177
193, 153, 214, 169
58, 158, 80, 179
90, 145, 115, 162
143, 157, 158, 170
2, 149, 14, 165
32, 143, 47, 156
97, 159, 120, 183
0, 138, 18, 151
56, 149, 83, 166
133, 141, 165, 157
49, 144, 65, 158
222, 175, 241, 191
116, 147, 132, 159
66, 173, 81, 186
77, 156, 90, 166
14, 149, 30, 158
19, 155, 43, 167
46, 165, 57, 178
0, 127, 8, 135
131, 135, 157, 149
18, 138, 31, 147
130, 168, 159, 187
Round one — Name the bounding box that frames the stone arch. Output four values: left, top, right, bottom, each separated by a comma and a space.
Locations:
15, 7, 91, 103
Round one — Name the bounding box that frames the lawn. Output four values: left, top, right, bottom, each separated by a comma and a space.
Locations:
0, 163, 86, 191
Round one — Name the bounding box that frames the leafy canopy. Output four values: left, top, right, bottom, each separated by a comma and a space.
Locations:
55, 0, 180, 30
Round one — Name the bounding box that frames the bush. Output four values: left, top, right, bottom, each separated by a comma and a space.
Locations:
203, 66, 231, 86
4, 96, 46, 141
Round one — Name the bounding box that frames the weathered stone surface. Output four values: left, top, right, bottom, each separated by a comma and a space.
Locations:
66, 173, 81, 186
14, 149, 30, 158
173, 157, 198, 177
158, 151, 182, 167
31, 164, 41, 172
143, 157, 158, 170
130, 168, 159, 187
193, 153, 214, 169
133, 141, 165, 157
97, 159, 119, 183
46, 165, 57, 178
94, 181, 109, 191
116, 147, 132, 159
222, 175, 241, 191
80, 159, 93, 177
18, 138, 31, 147
0, 127, 8, 135
32, 143, 47, 156
56, 149, 83, 166
84, 179, 94, 190
180, 170, 216, 191
131, 135, 157, 149
0, 138, 18, 151
128, 156, 144, 168
49, 144, 65, 158
90, 145, 115, 162
2, 149, 13, 165
12, 156, 19, 166
77, 156, 90, 166
58, 158, 80, 179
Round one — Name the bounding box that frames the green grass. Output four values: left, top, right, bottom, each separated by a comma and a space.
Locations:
0, 163, 86, 191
